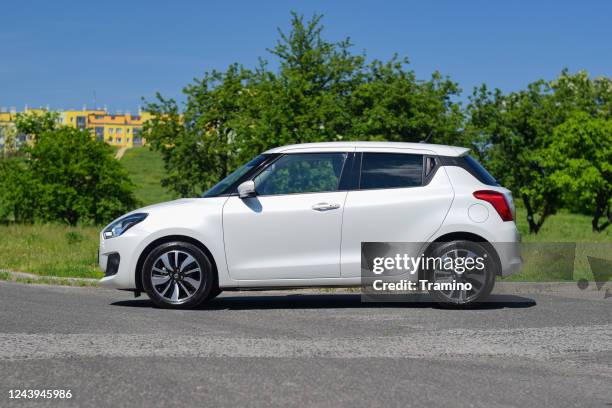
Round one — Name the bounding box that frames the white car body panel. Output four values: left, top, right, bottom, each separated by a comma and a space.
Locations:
100, 197, 236, 289
435, 166, 522, 276
340, 168, 454, 277
222, 191, 348, 280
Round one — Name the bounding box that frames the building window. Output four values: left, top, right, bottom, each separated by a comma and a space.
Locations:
95, 127, 104, 141
108, 128, 114, 134
127, 128, 130, 133
127, 138, 130, 143
117, 138, 122, 143
108, 137, 113, 142
116, 128, 122, 134
133, 128, 143, 145
76, 116, 86, 129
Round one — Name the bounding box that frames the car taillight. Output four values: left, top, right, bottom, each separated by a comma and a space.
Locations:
473, 190, 514, 222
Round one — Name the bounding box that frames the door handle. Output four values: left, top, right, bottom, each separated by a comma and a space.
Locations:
312, 202, 341, 211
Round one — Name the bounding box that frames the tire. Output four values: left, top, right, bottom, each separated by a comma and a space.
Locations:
206, 287, 222, 301
142, 241, 216, 309
423, 240, 497, 308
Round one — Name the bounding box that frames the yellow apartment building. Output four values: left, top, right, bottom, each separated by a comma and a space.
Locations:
85, 111, 153, 147
0, 107, 152, 149
58, 109, 106, 129
0, 111, 16, 125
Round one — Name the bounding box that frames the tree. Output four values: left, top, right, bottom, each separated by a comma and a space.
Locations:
0, 124, 137, 225
145, 64, 264, 197
348, 58, 464, 144
0, 158, 37, 222
28, 127, 138, 224
467, 81, 560, 233
14, 111, 59, 139
544, 113, 611, 232
467, 70, 611, 233
144, 12, 464, 197
0, 125, 18, 158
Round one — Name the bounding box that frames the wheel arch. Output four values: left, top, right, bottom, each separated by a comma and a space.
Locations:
134, 235, 218, 292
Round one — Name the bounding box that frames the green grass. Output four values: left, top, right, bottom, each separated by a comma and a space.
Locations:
515, 207, 611, 242
120, 147, 176, 206
0, 224, 102, 278
503, 207, 611, 282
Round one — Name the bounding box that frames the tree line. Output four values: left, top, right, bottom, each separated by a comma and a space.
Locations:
144, 13, 610, 233
0, 13, 610, 231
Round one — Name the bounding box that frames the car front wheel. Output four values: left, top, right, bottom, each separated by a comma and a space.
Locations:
142, 241, 216, 309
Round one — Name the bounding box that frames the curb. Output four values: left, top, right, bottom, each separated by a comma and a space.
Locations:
495, 281, 603, 293
0, 269, 99, 286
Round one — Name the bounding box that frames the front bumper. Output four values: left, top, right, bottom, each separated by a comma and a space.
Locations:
98, 229, 144, 290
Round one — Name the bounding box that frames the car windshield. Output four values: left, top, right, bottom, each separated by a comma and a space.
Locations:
202, 155, 267, 197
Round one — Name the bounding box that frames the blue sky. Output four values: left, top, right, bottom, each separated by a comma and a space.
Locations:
1, 0, 610, 112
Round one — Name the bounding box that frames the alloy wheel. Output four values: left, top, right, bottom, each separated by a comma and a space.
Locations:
150, 250, 203, 304
431, 247, 488, 304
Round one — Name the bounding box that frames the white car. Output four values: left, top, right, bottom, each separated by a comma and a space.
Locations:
99, 142, 522, 308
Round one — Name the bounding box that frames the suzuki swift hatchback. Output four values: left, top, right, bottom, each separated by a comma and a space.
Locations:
99, 142, 522, 308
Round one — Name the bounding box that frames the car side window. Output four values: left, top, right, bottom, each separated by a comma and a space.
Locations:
254, 153, 347, 195
360, 153, 423, 189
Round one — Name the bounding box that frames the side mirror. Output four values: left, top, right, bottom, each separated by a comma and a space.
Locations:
237, 180, 257, 199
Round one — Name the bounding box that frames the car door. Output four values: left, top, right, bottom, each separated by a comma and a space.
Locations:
340, 148, 454, 277
223, 150, 350, 280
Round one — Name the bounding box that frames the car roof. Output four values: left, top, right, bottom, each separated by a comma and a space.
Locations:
263, 141, 470, 157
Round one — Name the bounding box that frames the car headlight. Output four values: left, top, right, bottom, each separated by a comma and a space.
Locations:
103, 213, 148, 239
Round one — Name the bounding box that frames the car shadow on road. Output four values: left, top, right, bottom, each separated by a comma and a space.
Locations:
111, 293, 536, 310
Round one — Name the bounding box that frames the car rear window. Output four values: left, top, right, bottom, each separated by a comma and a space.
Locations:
360, 153, 423, 189
464, 156, 498, 186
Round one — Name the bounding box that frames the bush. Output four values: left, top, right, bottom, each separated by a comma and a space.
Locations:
0, 127, 137, 225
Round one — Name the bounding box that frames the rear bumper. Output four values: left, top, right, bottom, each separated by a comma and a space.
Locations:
493, 226, 522, 277
500, 253, 523, 277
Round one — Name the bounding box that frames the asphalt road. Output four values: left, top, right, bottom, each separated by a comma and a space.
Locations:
0, 282, 611, 408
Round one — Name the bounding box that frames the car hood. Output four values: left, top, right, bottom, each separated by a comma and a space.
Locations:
136, 198, 203, 213
107, 197, 228, 227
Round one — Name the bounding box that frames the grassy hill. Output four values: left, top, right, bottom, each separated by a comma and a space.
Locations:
120, 147, 176, 206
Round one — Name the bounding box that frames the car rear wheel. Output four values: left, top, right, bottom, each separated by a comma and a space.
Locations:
142, 241, 216, 309
424, 240, 497, 307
